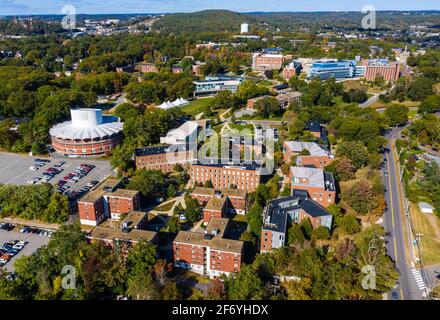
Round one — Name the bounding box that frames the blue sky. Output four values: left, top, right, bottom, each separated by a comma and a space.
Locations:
0, 0, 439, 15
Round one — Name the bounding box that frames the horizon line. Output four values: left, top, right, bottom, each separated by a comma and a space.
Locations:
1, 9, 440, 17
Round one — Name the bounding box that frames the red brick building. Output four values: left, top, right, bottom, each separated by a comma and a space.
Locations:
173, 217, 243, 278
283, 141, 334, 169
261, 193, 332, 253
78, 179, 121, 226
87, 211, 157, 256
191, 187, 248, 215
203, 196, 228, 224
190, 162, 262, 192
137, 62, 158, 73
282, 61, 302, 80
108, 189, 141, 220
290, 166, 336, 208
361, 59, 401, 82
135, 145, 196, 173
252, 53, 285, 71
50, 109, 123, 157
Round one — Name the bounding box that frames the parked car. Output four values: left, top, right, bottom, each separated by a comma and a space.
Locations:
0, 223, 13, 231
19, 227, 29, 233
29, 166, 38, 171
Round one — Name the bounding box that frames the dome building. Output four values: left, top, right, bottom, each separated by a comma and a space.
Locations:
50, 108, 123, 157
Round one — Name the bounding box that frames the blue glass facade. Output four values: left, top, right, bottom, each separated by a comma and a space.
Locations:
308, 60, 357, 80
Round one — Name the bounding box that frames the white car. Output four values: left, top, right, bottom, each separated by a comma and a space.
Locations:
29, 166, 38, 171
27, 180, 35, 184
13, 244, 24, 250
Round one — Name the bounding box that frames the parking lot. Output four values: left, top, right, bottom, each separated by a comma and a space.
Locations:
0, 152, 114, 198
0, 228, 51, 272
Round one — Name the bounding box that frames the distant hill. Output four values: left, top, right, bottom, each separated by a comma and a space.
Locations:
152, 10, 440, 34
152, 10, 259, 33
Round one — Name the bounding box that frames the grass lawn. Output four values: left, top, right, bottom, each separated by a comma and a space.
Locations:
370, 100, 421, 110
181, 98, 214, 116
343, 80, 366, 91
232, 214, 248, 222
228, 123, 255, 133
154, 200, 177, 212
410, 203, 440, 266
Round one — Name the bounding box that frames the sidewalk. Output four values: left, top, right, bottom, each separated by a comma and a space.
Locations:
0, 217, 60, 230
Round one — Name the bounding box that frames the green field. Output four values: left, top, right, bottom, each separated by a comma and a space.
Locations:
181, 98, 214, 116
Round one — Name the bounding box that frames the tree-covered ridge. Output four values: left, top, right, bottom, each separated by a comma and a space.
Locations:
152, 10, 440, 34
153, 10, 259, 34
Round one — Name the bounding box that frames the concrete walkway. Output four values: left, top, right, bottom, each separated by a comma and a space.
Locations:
149, 195, 186, 216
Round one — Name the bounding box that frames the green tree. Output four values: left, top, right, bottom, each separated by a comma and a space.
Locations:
384, 104, 409, 127
287, 224, 306, 246
246, 203, 263, 237
312, 226, 330, 240
418, 95, 440, 114
225, 265, 266, 300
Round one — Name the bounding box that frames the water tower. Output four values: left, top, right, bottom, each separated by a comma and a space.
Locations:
240, 23, 249, 34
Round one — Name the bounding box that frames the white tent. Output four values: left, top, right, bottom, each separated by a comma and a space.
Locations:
157, 98, 190, 109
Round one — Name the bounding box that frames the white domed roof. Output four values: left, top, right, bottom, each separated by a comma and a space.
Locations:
50, 108, 123, 140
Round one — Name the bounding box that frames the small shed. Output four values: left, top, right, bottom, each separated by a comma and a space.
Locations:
418, 202, 435, 214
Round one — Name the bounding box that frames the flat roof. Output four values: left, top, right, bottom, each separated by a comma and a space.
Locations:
194, 159, 262, 171
174, 231, 243, 253
205, 217, 230, 238
79, 178, 121, 203
191, 187, 217, 197
109, 189, 139, 199
306, 120, 321, 133
222, 189, 247, 198
135, 144, 195, 157
88, 225, 157, 243
284, 141, 330, 157
276, 91, 302, 99
122, 210, 147, 227
205, 196, 227, 211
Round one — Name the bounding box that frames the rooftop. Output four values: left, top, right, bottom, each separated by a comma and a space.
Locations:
262, 194, 332, 234
121, 210, 148, 229
79, 178, 121, 203
284, 141, 331, 157
109, 189, 139, 199
222, 188, 247, 198
290, 167, 336, 192
191, 187, 217, 197
160, 121, 200, 144
205, 217, 230, 238
306, 120, 321, 133
194, 159, 262, 171
88, 225, 157, 244
174, 230, 243, 253
135, 143, 195, 157
50, 108, 123, 141
205, 196, 227, 211
276, 91, 302, 100
272, 83, 289, 91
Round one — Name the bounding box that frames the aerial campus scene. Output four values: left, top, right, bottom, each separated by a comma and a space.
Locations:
0, 0, 439, 310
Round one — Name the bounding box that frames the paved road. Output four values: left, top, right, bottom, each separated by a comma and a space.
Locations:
382, 128, 428, 300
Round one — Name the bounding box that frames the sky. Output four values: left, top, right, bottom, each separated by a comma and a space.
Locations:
0, 0, 439, 15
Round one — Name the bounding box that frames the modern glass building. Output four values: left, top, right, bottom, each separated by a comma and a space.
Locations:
307, 60, 357, 80
193, 76, 245, 97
